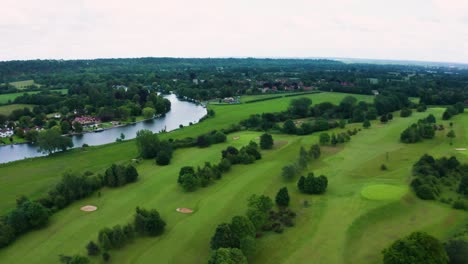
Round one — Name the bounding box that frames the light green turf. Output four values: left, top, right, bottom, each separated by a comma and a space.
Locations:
0, 89, 68, 104
0, 104, 35, 116
361, 184, 408, 201
0, 94, 467, 264
8, 80, 38, 89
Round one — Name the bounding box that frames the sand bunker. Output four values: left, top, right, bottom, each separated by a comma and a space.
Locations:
455, 148, 466, 151
233, 136, 240, 140
80, 205, 97, 212
176, 208, 194, 214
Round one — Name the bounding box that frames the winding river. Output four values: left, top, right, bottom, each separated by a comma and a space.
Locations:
0, 94, 207, 164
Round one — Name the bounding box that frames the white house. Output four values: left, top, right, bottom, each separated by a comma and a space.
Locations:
0, 129, 14, 138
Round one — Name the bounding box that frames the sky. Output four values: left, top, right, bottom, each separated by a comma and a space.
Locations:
1, 0, 468, 63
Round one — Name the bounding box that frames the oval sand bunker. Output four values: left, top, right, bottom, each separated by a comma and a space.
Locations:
361, 184, 407, 201
80, 205, 97, 212
176, 208, 194, 214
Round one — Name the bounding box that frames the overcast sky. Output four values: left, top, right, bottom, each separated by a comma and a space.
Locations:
1, 0, 468, 63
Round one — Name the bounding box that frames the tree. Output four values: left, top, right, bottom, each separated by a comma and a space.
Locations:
210, 223, 240, 250
447, 130, 456, 145
298, 173, 328, 194
61, 121, 71, 134
133, 207, 166, 236
382, 232, 448, 264
260, 133, 274, 149
86, 241, 100, 256
142, 107, 156, 119
380, 114, 388, 123
289, 97, 312, 117
208, 248, 247, 264
275, 187, 290, 207
179, 173, 199, 191
247, 194, 273, 213
135, 129, 160, 159
37, 129, 73, 154
0, 222, 15, 248
331, 134, 338, 146
363, 119, 371, 129
73, 122, 83, 133
458, 175, 468, 196
319, 133, 330, 145
102, 252, 110, 262
282, 119, 297, 134
230, 216, 256, 239
282, 164, 297, 181
309, 144, 321, 159
156, 151, 171, 165
445, 239, 468, 264
68, 255, 90, 264
400, 108, 412, 117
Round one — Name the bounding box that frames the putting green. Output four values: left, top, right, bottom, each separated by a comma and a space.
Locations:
361, 184, 408, 201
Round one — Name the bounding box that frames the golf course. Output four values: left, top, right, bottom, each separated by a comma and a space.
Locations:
0, 92, 466, 264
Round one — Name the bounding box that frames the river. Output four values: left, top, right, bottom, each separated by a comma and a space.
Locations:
0, 94, 207, 164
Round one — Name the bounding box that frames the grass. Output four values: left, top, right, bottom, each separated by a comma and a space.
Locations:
8, 80, 39, 89
0, 89, 68, 104
0, 104, 35, 116
0, 94, 467, 264
360, 184, 408, 201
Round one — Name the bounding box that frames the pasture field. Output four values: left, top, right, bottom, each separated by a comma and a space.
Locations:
0, 104, 35, 116
0, 93, 466, 264
0, 89, 68, 104
8, 80, 39, 89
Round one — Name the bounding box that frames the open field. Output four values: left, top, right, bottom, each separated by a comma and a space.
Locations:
0, 89, 68, 104
0, 104, 35, 116
0, 93, 466, 264
8, 80, 39, 89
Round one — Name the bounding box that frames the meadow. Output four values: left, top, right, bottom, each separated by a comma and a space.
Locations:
0, 89, 68, 104
0, 104, 36, 116
0, 92, 466, 264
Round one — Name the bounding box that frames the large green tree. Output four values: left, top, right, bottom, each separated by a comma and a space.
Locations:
260, 133, 274, 149
275, 187, 290, 207
37, 128, 73, 154
382, 232, 448, 264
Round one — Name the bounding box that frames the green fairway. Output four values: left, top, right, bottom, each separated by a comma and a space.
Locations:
361, 184, 408, 201
0, 89, 68, 104
0, 104, 35, 116
0, 93, 466, 264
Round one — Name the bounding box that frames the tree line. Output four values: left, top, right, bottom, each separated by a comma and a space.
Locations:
208, 190, 295, 263
178, 141, 262, 191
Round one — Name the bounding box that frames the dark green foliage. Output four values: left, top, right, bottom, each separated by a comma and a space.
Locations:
445, 239, 468, 264
275, 187, 290, 207
309, 144, 321, 159
459, 175, 468, 196
208, 248, 247, 264
134, 207, 166, 237
452, 200, 467, 210
289, 97, 312, 117
363, 119, 371, 128
37, 128, 73, 154
5, 198, 49, 236
380, 114, 388, 123
426, 114, 436, 123
381, 164, 388, 171
210, 223, 240, 250
102, 252, 110, 262
86, 241, 100, 256
319, 133, 330, 145
297, 173, 328, 194
104, 164, 139, 187
230, 216, 256, 239
400, 117, 436, 143
411, 154, 466, 200
178, 166, 195, 183
135, 130, 173, 162
0, 221, 15, 248
282, 119, 297, 134
260, 133, 274, 149
417, 104, 427, 112
382, 232, 448, 264
282, 164, 298, 180
60, 255, 90, 264
400, 108, 412, 117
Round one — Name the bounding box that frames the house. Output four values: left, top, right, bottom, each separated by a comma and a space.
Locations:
73, 116, 100, 126
0, 129, 14, 138
223, 97, 236, 104
53, 113, 61, 119
372, 90, 380, 96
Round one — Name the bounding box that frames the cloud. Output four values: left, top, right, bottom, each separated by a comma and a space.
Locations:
0, 0, 467, 63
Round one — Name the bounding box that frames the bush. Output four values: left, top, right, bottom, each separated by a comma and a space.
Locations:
452, 200, 467, 210
260, 133, 274, 149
